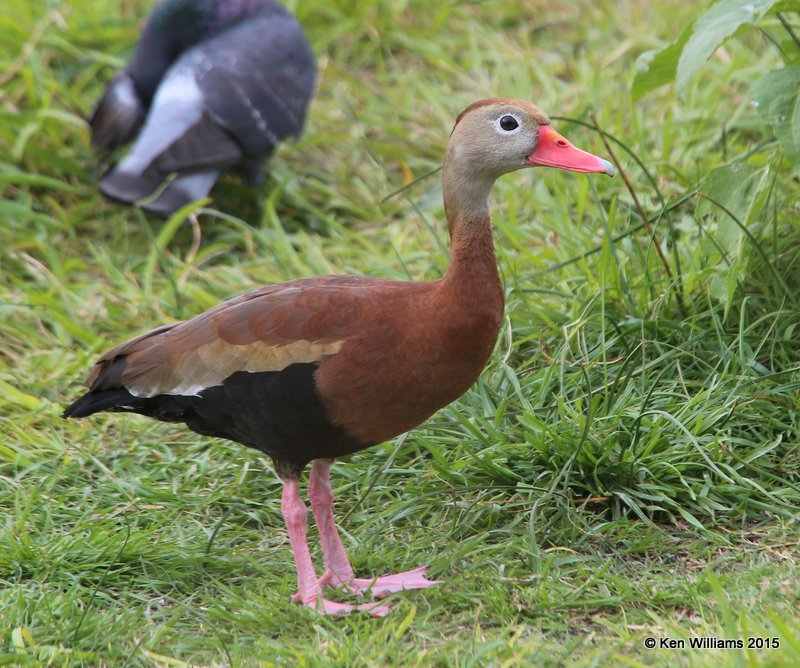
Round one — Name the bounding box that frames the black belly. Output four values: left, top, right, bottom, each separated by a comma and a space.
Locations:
118, 363, 369, 475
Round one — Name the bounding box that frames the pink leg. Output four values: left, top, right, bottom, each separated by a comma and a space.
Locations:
280, 477, 389, 617
307, 459, 356, 588
306, 459, 443, 599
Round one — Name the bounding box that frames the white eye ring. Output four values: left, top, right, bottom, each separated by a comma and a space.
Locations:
492, 113, 522, 135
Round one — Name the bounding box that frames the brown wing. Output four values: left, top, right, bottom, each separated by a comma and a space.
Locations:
85, 275, 386, 398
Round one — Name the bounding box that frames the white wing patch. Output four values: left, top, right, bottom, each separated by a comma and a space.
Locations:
128, 338, 344, 398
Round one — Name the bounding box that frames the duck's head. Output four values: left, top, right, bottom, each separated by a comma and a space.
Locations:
448, 98, 614, 179
443, 98, 614, 225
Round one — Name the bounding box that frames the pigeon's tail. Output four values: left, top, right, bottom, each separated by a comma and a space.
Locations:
99, 167, 164, 207
99, 169, 219, 217
140, 171, 220, 216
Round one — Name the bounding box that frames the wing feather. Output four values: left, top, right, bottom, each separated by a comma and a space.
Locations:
85, 276, 383, 398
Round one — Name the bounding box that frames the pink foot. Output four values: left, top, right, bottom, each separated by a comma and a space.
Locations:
337, 566, 444, 599
298, 596, 391, 618
293, 566, 442, 603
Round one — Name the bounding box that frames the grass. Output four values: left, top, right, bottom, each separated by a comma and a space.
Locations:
2, 0, 800, 665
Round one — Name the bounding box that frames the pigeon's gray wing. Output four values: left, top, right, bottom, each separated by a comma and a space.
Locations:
162, 11, 316, 171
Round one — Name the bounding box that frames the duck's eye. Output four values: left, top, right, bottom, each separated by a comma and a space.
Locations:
499, 115, 519, 131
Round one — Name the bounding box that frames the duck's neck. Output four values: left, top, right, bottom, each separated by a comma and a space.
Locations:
445, 216, 498, 282
440, 164, 503, 309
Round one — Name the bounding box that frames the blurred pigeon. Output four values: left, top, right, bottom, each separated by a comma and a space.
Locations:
90, 0, 316, 216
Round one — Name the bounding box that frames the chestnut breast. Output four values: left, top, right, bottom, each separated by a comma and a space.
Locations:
317, 274, 504, 444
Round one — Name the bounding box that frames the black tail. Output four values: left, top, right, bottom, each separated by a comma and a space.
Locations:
62, 388, 141, 419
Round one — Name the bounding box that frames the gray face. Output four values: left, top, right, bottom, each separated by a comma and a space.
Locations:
448, 100, 551, 180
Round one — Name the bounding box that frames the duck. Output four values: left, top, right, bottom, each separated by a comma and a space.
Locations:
64, 98, 614, 616
90, 0, 316, 217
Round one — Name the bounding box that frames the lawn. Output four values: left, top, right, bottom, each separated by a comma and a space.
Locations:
2, 0, 800, 666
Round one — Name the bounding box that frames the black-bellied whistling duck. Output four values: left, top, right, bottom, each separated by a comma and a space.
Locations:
90, 0, 316, 216
64, 98, 614, 616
